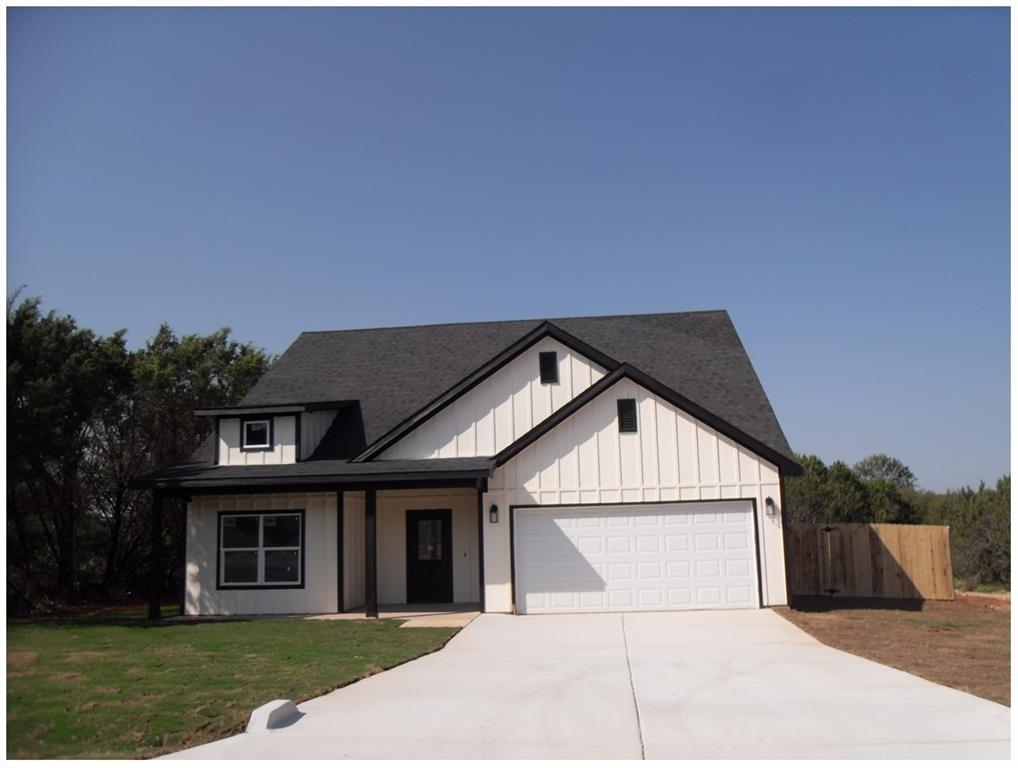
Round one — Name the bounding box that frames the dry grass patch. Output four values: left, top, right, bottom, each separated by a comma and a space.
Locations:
774, 597, 1010, 706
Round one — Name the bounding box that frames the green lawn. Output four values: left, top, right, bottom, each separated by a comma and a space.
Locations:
7, 606, 458, 759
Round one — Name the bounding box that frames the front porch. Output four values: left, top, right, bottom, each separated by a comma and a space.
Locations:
340, 486, 484, 618
147, 458, 494, 619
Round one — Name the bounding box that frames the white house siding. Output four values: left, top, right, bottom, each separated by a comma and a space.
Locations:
374, 489, 479, 604
218, 415, 298, 465
184, 492, 337, 615
381, 338, 606, 459
480, 377, 787, 612
301, 410, 337, 459
343, 491, 366, 610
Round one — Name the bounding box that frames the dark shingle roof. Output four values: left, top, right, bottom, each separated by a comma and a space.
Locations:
239, 310, 795, 465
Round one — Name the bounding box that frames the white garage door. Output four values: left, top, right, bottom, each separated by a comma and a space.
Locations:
513, 501, 759, 614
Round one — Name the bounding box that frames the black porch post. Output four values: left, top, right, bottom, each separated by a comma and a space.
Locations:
364, 488, 378, 618
476, 486, 486, 613
337, 490, 345, 614
148, 490, 164, 620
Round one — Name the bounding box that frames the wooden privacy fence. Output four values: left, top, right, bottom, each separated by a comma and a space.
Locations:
786, 523, 955, 600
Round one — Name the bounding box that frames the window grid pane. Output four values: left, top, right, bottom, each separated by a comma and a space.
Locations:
223, 550, 259, 584
263, 514, 301, 548
221, 512, 301, 586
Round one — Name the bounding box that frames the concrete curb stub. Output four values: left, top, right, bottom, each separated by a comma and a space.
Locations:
246, 700, 302, 733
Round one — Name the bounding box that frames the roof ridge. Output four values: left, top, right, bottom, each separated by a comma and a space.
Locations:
297, 309, 729, 336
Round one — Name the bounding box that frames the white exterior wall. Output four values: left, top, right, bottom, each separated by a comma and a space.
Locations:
218, 416, 298, 465
184, 491, 337, 615
480, 377, 787, 612
375, 489, 479, 604
301, 410, 337, 459
381, 338, 606, 459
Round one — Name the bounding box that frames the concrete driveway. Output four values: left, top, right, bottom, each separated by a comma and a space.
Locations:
167, 610, 1010, 759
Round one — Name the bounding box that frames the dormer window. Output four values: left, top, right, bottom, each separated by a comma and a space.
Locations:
241, 418, 272, 451
539, 351, 559, 384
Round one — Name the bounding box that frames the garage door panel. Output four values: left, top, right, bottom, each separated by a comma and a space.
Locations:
514, 501, 759, 614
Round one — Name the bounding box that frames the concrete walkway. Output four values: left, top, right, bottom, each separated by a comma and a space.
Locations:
166, 610, 1010, 760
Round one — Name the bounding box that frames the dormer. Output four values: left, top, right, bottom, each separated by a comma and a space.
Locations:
194, 403, 346, 466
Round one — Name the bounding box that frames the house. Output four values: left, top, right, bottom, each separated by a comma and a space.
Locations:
139, 311, 801, 617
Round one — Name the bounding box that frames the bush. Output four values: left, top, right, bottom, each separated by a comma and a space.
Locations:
915, 476, 1010, 589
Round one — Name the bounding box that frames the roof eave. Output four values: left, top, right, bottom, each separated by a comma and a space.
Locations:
193, 400, 355, 417
132, 461, 495, 493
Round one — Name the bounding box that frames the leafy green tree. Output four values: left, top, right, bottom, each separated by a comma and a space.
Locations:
947, 477, 1009, 588
784, 454, 830, 524
824, 461, 870, 523
909, 476, 1009, 588
7, 296, 133, 602
853, 453, 917, 491
865, 478, 917, 524
786, 455, 870, 524
133, 325, 271, 470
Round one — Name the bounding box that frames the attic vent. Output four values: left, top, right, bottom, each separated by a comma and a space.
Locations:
539, 351, 558, 384
617, 398, 638, 433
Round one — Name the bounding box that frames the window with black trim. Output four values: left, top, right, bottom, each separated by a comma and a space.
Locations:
617, 398, 638, 433
220, 512, 303, 587
539, 351, 559, 384
241, 418, 272, 450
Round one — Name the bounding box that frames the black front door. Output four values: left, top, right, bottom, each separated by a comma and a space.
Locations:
406, 509, 453, 604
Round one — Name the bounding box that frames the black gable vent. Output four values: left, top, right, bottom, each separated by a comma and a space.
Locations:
539, 351, 559, 384
617, 398, 638, 433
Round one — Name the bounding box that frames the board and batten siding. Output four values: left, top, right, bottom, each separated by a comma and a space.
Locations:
480, 377, 787, 612
217, 412, 338, 466
184, 492, 337, 615
218, 415, 297, 465
381, 338, 606, 459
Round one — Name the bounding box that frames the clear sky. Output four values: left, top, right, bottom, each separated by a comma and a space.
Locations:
7, 8, 1010, 491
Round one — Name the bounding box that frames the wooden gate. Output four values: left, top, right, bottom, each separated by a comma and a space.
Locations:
786, 523, 955, 600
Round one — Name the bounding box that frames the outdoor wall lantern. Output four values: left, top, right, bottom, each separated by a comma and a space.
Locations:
489, 504, 499, 524
765, 497, 777, 517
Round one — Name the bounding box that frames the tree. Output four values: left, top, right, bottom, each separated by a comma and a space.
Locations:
785, 454, 878, 524
934, 476, 1010, 588
865, 478, 917, 524
7, 296, 133, 602
7, 294, 274, 609
824, 461, 870, 523
853, 453, 917, 491
784, 454, 830, 524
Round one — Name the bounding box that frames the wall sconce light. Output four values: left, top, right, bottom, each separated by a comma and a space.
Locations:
489, 504, 499, 524
765, 497, 777, 517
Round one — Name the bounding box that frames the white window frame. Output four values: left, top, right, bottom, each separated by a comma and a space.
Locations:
219, 511, 304, 588
241, 418, 272, 450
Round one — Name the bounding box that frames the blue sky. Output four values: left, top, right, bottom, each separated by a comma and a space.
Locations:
7, 8, 1009, 491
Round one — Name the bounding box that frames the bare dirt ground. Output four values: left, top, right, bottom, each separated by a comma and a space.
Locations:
957, 591, 1011, 612
774, 597, 1010, 707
